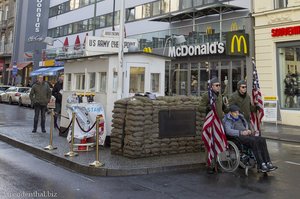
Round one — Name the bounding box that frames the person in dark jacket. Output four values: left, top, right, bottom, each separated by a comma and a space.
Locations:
30, 75, 52, 133
223, 105, 278, 173
228, 80, 259, 129
200, 77, 227, 174
52, 75, 64, 127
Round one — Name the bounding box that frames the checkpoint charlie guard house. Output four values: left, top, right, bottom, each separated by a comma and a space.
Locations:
58, 29, 252, 136
59, 35, 168, 136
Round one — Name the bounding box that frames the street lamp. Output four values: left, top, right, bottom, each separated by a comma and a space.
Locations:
163, 35, 186, 56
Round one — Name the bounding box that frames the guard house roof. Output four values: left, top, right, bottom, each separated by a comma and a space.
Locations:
150, 3, 246, 23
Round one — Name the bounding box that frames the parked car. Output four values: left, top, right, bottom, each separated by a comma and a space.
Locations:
0, 86, 30, 104
0, 85, 11, 94
18, 88, 56, 109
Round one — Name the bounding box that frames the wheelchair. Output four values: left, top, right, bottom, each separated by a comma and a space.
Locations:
217, 137, 257, 176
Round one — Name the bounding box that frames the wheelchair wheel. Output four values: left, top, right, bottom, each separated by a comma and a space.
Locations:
217, 141, 240, 172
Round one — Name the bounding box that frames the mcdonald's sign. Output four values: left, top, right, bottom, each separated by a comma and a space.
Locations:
226, 32, 249, 56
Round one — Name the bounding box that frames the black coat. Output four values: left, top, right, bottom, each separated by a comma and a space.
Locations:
52, 82, 63, 104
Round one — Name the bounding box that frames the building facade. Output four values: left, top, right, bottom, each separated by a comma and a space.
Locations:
253, 0, 300, 126
0, 0, 15, 84
47, 0, 253, 98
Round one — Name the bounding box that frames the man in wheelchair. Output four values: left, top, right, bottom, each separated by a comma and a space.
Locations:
223, 104, 278, 173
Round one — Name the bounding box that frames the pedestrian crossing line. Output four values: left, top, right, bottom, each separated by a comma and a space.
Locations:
285, 161, 300, 166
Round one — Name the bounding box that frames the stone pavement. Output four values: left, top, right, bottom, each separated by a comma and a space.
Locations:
0, 119, 299, 177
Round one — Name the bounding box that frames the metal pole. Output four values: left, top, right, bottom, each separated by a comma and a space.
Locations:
93, 0, 97, 36
117, 0, 125, 99
89, 115, 104, 167
44, 109, 57, 150
112, 0, 116, 31
64, 112, 78, 157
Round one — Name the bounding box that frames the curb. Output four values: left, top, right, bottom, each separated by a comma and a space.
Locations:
0, 133, 205, 176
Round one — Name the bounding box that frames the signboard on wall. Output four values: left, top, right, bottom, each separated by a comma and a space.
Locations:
85, 36, 138, 55
263, 96, 278, 123
226, 32, 249, 56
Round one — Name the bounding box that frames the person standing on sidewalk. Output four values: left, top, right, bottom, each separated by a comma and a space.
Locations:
52, 75, 64, 128
228, 80, 259, 129
30, 75, 52, 133
200, 77, 227, 174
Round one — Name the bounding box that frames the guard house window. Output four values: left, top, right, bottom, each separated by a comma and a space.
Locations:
98, 72, 107, 93
113, 72, 118, 93
75, 73, 85, 91
277, 45, 300, 109
129, 67, 145, 93
151, 73, 160, 93
274, 0, 288, 9
66, 73, 72, 91
88, 72, 96, 92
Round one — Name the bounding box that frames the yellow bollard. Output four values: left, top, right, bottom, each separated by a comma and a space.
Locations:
44, 109, 57, 150
64, 112, 78, 157
89, 115, 104, 167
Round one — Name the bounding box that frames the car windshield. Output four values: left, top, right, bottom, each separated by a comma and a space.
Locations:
0, 87, 9, 91
18, 88, 30, 93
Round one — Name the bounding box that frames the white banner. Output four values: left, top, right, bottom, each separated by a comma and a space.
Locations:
85, 36, 138, 55
66, 102, 106, 145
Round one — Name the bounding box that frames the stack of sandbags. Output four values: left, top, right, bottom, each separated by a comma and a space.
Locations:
110, 98, 130, 155
122, 98, 145, 158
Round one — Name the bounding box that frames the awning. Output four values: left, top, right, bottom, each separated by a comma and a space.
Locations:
30, 66, 64, 77
150, 3, 246, 22
6, 62, 32, 71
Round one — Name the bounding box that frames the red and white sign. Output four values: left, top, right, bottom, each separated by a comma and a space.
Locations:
271, 25, 300, 37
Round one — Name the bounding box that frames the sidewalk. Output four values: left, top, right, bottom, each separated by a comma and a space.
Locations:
0, 121, 299, 177
260, 122, 300, 143
0, 123, 205, 176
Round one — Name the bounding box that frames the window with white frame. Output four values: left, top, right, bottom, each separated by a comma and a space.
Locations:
129, 67, 145, 93
151, 73, 160, 93
88, 72, 96, 92
274, 0, 288, 9
75, 73, 85, 90
113, 72, 118, 93
98, 72, 107, 92
66, 73, 72, 91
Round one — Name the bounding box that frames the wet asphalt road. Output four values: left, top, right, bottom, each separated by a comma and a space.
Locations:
0, 104, 300, 199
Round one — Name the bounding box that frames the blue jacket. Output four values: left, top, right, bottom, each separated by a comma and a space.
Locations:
222, 113, 249, 137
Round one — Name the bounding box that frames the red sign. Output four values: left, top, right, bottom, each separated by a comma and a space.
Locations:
271, 26, 300, 37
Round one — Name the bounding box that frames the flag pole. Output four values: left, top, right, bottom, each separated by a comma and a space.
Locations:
117, 0, 125, 100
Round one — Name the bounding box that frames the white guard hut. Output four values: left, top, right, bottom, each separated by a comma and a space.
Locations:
60, 51, 168, 136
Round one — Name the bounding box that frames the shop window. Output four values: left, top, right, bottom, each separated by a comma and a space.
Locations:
75, 73, 85, 90
88, 72, 96, 92
191, 63, 200, 96
129, 67, 145, 93
278, 46, 300, 109
98, 72, 107, 93
151, 73, 160, 93
66, 73, 72, 91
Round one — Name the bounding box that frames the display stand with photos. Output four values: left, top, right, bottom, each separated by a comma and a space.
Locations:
263, 96, 278, 126
66, 93, 106, 151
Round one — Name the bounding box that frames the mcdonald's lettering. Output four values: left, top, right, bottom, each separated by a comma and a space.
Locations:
231, 35, 247, 54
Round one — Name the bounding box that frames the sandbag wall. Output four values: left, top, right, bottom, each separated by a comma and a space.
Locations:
110, 96, 206, 158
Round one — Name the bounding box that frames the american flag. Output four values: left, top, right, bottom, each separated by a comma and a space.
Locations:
250, 58, 264, 133
201, 82, 228, 166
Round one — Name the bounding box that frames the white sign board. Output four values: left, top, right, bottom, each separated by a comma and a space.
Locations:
263, 96, 277, 122
85, 36, 138, 55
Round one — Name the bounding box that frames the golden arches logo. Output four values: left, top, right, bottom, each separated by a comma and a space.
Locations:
231, 22, 238, 31
206, 26, 213, 35
231, 35, 247, 54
